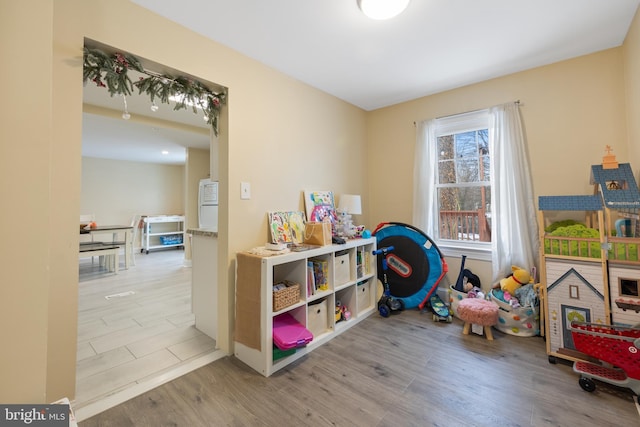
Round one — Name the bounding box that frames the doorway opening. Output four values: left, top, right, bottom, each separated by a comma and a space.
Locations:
76, 39, 226, 419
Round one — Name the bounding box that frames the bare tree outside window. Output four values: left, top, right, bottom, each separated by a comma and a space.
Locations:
437, 129, 491, 242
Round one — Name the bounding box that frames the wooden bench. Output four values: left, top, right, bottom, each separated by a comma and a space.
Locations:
79, 242, 120, 273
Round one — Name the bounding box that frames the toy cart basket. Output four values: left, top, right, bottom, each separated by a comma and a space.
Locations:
571, 321, 640, 379
570, 321, 640, 399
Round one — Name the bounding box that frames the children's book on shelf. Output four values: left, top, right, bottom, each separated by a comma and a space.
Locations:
307, 261, 315, 296
364, 248, 371, 275
311, 259, 329, 292
287, 211, 306, 244
303, 190, 338, 230
268, 211, 306, 244
355, 247, 371, 276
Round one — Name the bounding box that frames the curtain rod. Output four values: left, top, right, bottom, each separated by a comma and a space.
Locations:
414, 100, 521, 126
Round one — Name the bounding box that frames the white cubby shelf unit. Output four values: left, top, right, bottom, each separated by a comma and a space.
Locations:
234, 237, 377, 377
141, 215, 185, 254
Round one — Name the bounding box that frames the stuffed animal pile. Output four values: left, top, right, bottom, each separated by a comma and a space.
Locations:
454, 269, 483, 298
453, 265, 537, 307
492, 265, 536, 308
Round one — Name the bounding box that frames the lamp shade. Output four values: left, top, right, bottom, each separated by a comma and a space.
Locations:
358, 0, 410, 20
338, 194, 362, 215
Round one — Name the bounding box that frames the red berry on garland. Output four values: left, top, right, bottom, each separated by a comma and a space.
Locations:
114, 52, 128, 66
92, 77, 106, 88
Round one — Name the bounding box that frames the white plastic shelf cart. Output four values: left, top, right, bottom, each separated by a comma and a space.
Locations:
141, 215, 185, 254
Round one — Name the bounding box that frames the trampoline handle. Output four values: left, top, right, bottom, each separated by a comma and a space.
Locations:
372, 246, 394, 256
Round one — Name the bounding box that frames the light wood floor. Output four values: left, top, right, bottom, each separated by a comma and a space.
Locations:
79, 303, 639, 426
76, 249, 217, 410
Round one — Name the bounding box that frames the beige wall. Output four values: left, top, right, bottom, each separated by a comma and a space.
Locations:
1, 1, 55, 403
2, 0, 639, 405
185, 147, 211, 261
79, 152, 208, 263
81, 157, 185, 226
367, 47, 629, 287
624, 7, 640, 170
1, 0, 368, 403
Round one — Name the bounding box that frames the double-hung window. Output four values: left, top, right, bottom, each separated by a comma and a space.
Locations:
417, 102, 536, 271
435, 110, 491, 246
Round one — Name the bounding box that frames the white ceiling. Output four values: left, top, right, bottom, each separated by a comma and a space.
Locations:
83, 0, 640, 164
81, 112, 210, 165
82, 68, 212, 165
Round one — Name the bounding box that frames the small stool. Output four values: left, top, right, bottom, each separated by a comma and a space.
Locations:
457, 298, 499, 340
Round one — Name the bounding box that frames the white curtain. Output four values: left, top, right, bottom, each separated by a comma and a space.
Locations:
489, 102, 539, 281
412, 103, 539, 282
413, 119, 438, 236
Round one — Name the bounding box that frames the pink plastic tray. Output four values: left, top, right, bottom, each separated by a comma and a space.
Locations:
273, 312, 313, 350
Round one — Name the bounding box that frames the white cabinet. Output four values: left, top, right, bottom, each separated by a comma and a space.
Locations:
190, 230, 218, 340
141, 215, 185, 254
234, 237, 377, 376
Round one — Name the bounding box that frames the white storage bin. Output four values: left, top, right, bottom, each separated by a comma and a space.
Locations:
335, 252, 351, 285
357, 280, 371, 313
307, 299, 329, 337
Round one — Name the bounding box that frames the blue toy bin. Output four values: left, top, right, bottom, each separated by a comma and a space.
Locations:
488, 289, 540, 337
160, 234, 183, 245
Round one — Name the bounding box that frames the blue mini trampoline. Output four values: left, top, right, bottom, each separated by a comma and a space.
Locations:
373, 222, 447, 309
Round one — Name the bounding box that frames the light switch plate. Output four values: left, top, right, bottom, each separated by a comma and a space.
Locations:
240, 182, 251, 200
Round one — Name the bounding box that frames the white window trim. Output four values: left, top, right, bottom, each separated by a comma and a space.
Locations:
434, 109, 491, 256
437, 240, 492, 261
436, 109, 489, 136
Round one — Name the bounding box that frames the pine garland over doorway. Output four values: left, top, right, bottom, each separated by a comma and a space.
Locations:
83, 47, 227, 135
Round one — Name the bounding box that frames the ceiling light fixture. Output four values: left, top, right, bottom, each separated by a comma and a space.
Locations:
358, 0, 410, 20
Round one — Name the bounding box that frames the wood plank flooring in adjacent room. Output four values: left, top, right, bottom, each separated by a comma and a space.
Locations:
76, 249, 217, 410
79, 303, 640, 426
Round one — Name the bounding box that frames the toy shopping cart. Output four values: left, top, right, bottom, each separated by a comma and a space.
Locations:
570, 321, 640, 403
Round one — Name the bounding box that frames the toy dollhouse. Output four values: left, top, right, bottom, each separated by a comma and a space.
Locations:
591, 157, 640, 325
538, 148, 640, 364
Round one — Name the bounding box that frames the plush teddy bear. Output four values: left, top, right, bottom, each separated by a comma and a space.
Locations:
496, 265, 532, 295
